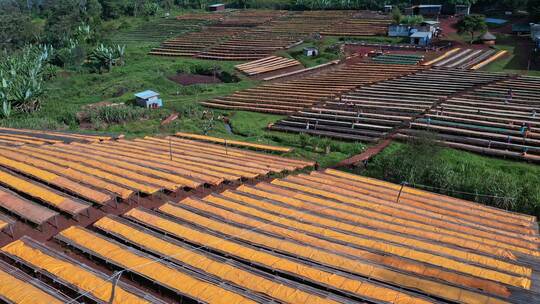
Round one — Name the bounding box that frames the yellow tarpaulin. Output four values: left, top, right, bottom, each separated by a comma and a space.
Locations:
162, 203, 513, 304
1, 240, 151, 304
0, 268, 64, 304
94, 216, 341, 304
58, 226, 257, 304
126, 207, 434, 304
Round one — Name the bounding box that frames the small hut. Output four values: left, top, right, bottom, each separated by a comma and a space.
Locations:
304, 47, 319, 57
480, 32, 497, 45
135, 90, 163, 109
208, 3, 225, 11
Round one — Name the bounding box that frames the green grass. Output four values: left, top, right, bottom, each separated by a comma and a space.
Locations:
354, 141, 540, 217
482, 34, 540, 76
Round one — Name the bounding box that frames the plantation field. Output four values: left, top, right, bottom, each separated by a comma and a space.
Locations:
1, 11, 539, 216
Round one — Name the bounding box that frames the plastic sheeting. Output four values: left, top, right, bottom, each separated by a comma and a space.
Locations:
0, 148, 133, 199
0, 169, 88, 215
94, 216, 341, 304
248, 181, 536, 256
160, 204, 513, 304
58, 226, 257, 304
0, 268, 64, 304
18, 146, 160, 194
126, 207, 434, 304
1, 240, 151, 304
203, 193, 511, 297
270, 179, 535, 275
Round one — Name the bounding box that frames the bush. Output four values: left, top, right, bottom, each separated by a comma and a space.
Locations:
87, 105, 153, 125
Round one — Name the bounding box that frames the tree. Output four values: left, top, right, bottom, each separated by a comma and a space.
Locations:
98, 0, 130, 19
529, 0, 540, 23
0, 1, 40, 49
391, 7, 403, 24
457, 14, 487, 44
42, 0, 102, 46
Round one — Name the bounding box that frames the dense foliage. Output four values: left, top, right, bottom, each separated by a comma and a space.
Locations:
456, 14, 487, 44
0, 45, 55, 117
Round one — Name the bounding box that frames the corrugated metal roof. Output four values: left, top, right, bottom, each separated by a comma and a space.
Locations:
410, 31, 431, 38
134, 90, 159, 99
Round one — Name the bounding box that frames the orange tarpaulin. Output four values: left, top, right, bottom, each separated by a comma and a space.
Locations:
126, 207, 434, 304
58, 226, 257, 304
94, 216, 342, 304
1, 240, 151, 304
0, 267, 64, 304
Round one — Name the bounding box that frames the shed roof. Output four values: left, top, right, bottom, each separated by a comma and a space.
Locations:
480, 31, 497, 40
209, 3, 225, 7
421, 20, 439, 25
410, 31, 431, 38
134, 90, 159, 99
418, 4, 442, 8
512, 23, 531, 32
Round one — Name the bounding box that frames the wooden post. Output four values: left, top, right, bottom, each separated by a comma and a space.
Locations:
395, 182, 407, 204
169, 137, 173, 161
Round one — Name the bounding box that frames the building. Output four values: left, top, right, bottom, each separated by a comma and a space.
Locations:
512, 23, 531, 36
388, 24, 411, 37
406, 4, 442, 17
480, 32, 497, 45
135, 90, 163, 109
410, 31, 432, 46
383, 5, 393, 13
304, 47, 319, 57
419, 20, 440, 34
455, 4, 470, 16
532, 24, 540, 49
208, 3, 225, 11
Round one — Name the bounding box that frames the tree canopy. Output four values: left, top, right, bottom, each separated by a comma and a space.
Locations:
457, 14, 487, 44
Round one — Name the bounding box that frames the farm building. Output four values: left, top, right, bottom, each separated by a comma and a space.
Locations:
134, 90, 163, 108
532, 24, 540, 48
513, 23, 531, 35
405, 4, 442, 17
304, 47, 319, 57
410, 31, 432, 46
455, 4, 470, 16
208, 3, 225, 11
480, 31, 496, 45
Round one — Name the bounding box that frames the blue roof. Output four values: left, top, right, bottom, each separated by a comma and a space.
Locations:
410, 31, 431, 38
134, 90, 159, 99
